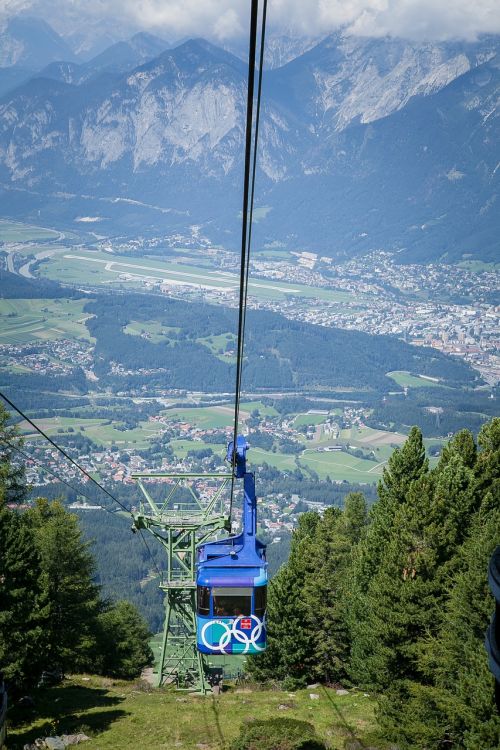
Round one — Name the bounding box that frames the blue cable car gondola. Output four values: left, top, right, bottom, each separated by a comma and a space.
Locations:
196, 436, 267, 655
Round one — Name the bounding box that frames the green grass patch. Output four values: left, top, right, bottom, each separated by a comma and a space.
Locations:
238, 205, 272, 222
197, 332, 237, 362
339, 427, 407, 448
0, 220, 60, 242
19, 417, 164, 449
163, 406, 236, 430
0, 298, 94, 344
387, 371, 442, 389
247, 447, 299, 473
170, 439, 227, 459
238, 401, 279, 417
458, 260, 499, 272
299, 449, 385, 483
294, 413, 328, 427
6, 675, 383, 750
123, 320, 181, 343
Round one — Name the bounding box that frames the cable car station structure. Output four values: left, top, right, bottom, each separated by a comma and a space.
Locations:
131, 434, 268, 692
131, 472, 232, 692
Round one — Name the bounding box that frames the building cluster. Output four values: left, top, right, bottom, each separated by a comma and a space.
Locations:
1, 338, 93, 377
19, 406, 355, 534
138, 247, 499, 385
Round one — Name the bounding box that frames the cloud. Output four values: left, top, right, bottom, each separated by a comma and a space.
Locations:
3, 0, 500, 41
124, 0, 249, 40
346, 0, 500, 41
0, 0, 32, 21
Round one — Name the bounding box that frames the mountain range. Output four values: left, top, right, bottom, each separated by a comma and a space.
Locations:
0, 16, 499, 263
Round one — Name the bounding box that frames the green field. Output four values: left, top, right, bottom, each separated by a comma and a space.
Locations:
339, 426, 406, 448
170, 439, 227, 459
294, 412, 329, 427
254, 248, 292, 259
249, 447, 299, 473
238, 204, 272, 222
0, 298, 94, 344
163, 406, 237, 430
162, 402, 277, 431
458, 260, 499, 272
123, 320, 181, 343
239, 401, 278, 417
0, 219, 60, 242
197, 332, 237, 361
20, 416, 165, 449
7, 675, 383, 750
300, 448, 385, 482
387, 371, 442, 388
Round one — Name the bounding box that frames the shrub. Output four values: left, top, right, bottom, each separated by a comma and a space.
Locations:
233, 718, 326, 750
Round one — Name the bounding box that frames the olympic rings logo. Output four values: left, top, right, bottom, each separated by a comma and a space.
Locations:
200, 614, 266, 654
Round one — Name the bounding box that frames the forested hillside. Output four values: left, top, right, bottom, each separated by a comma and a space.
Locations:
0, 404, 153, 692
1, 391, 499, 748
249, 418, 500, 749
85, 293, 476, 393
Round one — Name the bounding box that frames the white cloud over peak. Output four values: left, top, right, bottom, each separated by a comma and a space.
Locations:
2, 0, 500, 42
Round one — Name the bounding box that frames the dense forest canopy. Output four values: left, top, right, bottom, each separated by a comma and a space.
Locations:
85, 294, 477, 393
248, 419, 500, 749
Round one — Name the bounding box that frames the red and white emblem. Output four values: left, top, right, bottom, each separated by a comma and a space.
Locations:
240, 618, 252, 630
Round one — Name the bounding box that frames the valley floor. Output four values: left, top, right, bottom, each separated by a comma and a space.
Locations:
7, 675, 384, 750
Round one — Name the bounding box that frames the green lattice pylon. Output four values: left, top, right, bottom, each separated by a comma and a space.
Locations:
132, 472, 231, 692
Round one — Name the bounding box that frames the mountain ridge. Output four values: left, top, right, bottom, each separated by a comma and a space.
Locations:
0, 26, 498, 262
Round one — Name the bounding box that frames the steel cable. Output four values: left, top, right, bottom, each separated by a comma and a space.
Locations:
230, 0, 268, 515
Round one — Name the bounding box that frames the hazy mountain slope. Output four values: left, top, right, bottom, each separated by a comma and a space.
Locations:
0, 66, 33, 98
38, 32, 170, 85
80, 32, 170, 79
225, 32, 323, 69
269, 33, 498, 130
0, 31, 498, 262
258, 56, 500, 262
0, 16, 75, 69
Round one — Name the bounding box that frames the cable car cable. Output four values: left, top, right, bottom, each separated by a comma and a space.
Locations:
231, 0, 259, 490
0, 390, 130, 514
0, 432, 163, 580
0, 435, 120, 513
237, 0, 268, 425
230, 0, 267, 513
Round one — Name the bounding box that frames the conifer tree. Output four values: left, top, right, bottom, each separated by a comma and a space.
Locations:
374, 450, 478, 730
246, 512, 320, 686
95, 600, 153, 679
304, 494, 367, 683
0, 504, 46, 691
395, 490, 500, 749
27, 499, 102, 674
0, 404, 26, 505
439, 428, 477, 470
349, 427, 428, 686
0, 407, 45, 690
359, 426, 428, 585
303, 507, 346, 682
342, 491, 369, 545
